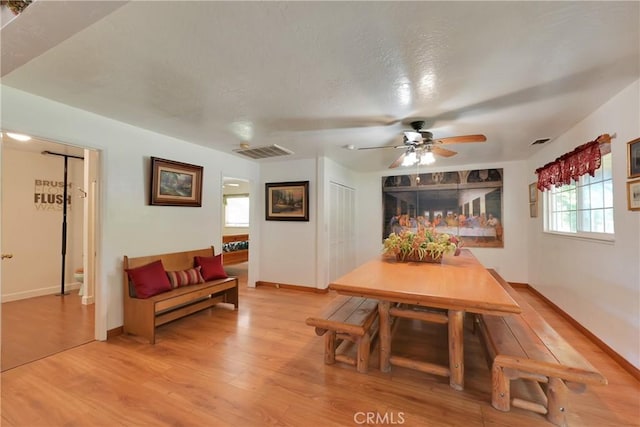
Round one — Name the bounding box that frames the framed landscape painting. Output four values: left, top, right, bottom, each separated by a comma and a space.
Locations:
150, 157, 203, 207
265, 181, 309, 221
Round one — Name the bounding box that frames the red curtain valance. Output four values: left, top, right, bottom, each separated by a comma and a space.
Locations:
535, 134, 610, 191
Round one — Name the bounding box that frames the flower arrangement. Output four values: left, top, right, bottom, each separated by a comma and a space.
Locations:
383, 228, 460, 262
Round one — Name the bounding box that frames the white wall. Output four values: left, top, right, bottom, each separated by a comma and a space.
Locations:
355, 161, 530, 282
1, 86, 260, 335
259, 158, 317, 287
526, 79, 640, 368
1, 148, 84, 300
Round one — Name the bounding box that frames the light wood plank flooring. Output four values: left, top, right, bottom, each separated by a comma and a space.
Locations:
1, 293, 94, 371
1, 264, 638, 426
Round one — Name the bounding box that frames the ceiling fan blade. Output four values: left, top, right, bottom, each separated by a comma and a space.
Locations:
357, 144, 405, 150
433, 134, 487, 145
431, 146, 458, 158
389, 153, 406, 169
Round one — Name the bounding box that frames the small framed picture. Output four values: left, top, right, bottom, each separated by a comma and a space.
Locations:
529, 202, 538, 218
628, 137, 640, 179
150, 157, 203, 207
265, 181, 309, 221
627, 178, 640, 211
528, 182, 538, 203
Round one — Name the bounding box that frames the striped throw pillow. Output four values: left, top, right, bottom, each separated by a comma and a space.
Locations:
166, 267, 205, 288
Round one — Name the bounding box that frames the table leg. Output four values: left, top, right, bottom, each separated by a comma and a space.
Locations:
378, 300, 391, 372
448, 309, 464, 390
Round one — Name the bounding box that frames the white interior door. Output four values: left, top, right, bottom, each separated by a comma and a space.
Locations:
328, 181, 356, 282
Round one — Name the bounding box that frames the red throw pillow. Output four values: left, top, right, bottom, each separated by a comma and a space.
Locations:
166, 267, 205, 288
126, 260, 172, 299
194, 254, 228, 281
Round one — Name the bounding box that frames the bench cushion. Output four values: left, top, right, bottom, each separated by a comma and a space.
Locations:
166, 266, 205, 288
126, 260, 172, 298
195, 254, 228, 281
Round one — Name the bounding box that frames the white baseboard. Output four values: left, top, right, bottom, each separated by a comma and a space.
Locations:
81, 295, 94, 305
1, 282, 81, 302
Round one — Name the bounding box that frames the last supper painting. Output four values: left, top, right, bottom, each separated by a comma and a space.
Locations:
382, 168, 504, 248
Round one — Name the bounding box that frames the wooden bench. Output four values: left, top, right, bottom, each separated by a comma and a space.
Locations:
306, 296, 379, 373
222, 234, 249, 265
476, 269, 607, 426
123, 247, 239, 344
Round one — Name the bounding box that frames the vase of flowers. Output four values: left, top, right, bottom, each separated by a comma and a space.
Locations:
383, 228, 460, 263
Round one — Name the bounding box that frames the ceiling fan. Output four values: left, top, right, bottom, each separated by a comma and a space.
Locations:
352, 121, 486, 169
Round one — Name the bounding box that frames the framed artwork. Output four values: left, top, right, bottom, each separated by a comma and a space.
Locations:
150, 157, 203, 207
627, 178, 640, 211
528, 182, 538, 203
265, 181, 309, 221
382, 169, 504, 248
627, 137, 640, 178
529, 202, 538, 218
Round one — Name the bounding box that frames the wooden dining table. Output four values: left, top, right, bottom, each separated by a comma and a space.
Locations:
329, 249, 521, 390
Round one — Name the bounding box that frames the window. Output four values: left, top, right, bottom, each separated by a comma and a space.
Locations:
545, 153, 613, 238
224, 195, 249, 227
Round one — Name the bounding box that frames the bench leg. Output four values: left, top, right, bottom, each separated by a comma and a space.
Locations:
324, 331, 336, 365
492, 364, 511, 411
356, 333, 371, 374
224, 280, 239, 309
547, 377, 569, 427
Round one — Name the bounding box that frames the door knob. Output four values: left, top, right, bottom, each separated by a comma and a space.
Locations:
2, 253, 13, 260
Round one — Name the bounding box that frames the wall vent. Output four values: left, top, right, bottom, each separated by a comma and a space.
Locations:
531, 138, 551, 146
233, 144, 294, 159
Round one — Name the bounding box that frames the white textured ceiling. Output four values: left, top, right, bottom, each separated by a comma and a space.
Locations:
1, 1, 638, 172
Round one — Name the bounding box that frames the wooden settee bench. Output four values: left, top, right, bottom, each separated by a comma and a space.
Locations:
123, 248, 239, 344
306, 296, 379, 373
222, 234, 249, 265
476, 269, 607, 426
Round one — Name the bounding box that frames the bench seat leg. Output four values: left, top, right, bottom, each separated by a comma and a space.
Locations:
547, 377, 569, 427
492, 364, 510, 411
356, 333, 371, 374
324, 331, 337, 365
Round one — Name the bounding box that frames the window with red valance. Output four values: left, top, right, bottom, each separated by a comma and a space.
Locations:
535, 134, 611, 191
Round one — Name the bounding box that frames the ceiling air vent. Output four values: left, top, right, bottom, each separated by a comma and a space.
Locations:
233, 144, 293, 160
531, 138, 551, 146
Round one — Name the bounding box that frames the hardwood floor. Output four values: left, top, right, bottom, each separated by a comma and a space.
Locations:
1, 264, 638, 426
1, 293, 94, 371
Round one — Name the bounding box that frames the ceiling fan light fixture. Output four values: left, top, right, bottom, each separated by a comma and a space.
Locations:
402, 151, 417, 167
420, 150, 436, 165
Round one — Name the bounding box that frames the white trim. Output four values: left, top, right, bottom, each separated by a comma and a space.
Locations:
1, 282, 82, 302
543, 230, 615, 245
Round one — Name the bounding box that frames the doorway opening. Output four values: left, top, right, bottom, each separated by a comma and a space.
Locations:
221, 177, 250, 283
1, 132, 100, 371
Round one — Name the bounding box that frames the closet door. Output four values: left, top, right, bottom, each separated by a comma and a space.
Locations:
328, 181, 356, 282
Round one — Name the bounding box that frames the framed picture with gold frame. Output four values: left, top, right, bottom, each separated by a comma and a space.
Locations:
627, 178, 640, 211
529, 202, 538, 218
